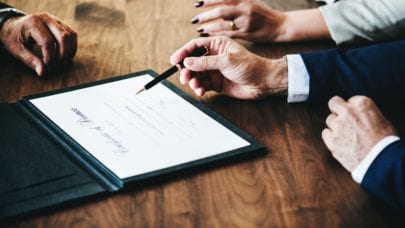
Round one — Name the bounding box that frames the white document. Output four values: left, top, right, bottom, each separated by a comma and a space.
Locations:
29, 74, 250, 179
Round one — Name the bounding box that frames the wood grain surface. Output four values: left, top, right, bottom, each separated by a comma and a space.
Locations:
1, 0, 403, 227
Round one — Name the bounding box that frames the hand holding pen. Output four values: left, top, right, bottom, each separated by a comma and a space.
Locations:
169, 36, 288, 100
136, 46, 209, 95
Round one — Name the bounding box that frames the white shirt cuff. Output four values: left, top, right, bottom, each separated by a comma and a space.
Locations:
351, 135, 401, 184
286, 54, 310, 103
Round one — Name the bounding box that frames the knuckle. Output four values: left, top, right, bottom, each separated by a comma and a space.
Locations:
60, 31, 70, 41
328, 96, 340, 105
221, 35, 231, 42
200, 57, 208, 69
223, 53, 233, 64
216, 7, 226, 16
321, 129, 329, 139
24, 55, 37, 68
242, 3, 254, 16
38, 12, 52, 19
240, 21, 249, 32
349, 95, 373, 108
212, 36, 225, 47
325, 115, 333, 124
24, 14, 38, 24
342, 107, 354, 118
42, 38, 54, 47
71, 30, 78, 39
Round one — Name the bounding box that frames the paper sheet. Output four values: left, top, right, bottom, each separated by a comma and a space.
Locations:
29, 74, 249, 179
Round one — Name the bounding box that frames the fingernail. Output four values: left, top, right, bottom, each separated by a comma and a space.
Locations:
35, 65, 43, 76
194, 1, 204, 7
200, 33, 209, 37
191, 17, 199, 24
197, 27, 204, 33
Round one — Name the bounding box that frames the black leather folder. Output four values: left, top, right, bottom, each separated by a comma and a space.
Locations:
0, 70, 265, 220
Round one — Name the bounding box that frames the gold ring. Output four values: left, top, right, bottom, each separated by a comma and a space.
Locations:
229, 20, 236, 30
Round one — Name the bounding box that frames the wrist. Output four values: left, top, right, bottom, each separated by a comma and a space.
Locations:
263, 57, 288, 96
0, 8, 25, 31
0, 8, 24, 46
275, 9, 331, 42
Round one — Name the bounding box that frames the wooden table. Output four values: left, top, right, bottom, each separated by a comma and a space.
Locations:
1, 0, 402, 227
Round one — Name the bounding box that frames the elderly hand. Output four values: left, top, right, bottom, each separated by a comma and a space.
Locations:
0, 13, 77, 76
170, 36, 287, 100
191, 0, 285, 42
322, 96, 398, 172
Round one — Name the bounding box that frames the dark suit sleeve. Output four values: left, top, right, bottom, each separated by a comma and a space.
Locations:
300, 40, 405, 107
0, 2, 12, 9
301, 42, 405, 210
362, 140, 405, 210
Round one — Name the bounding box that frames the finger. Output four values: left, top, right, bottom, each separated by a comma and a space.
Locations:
202, 30, 240, 38
199, 20, 237, 33
58, 20, 78, 60
193, 6, 239, 24
26, 18, 57, 65
194, 87, 206, 96
189, 77, 202, 91
41, 14, 75, 60
15, 47, 45, 76
201, 0, 239, 7
328, 96, 347, 115
321, 128, 334, 150
347, 95, 376, 110
179, 68, 192, 85
325, 113, 338, 129
170, 37, 215, 65
183, 55, 225, 72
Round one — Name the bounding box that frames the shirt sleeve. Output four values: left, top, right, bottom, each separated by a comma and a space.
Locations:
352, 135, 401, 183
286, 54, 310, 103
319, 0, 405, 45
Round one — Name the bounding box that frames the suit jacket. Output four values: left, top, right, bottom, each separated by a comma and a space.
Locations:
0, 3, 11, 9
320, 0, 405, 45
301, 40, 405, 210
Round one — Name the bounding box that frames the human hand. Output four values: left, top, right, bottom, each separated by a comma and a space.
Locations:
191, 0, 286, 42
322, 96, 398, 172
0, 13, 77, 76
170, 36, 287, 100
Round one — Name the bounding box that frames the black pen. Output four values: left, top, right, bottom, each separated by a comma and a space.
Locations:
136, 46, 209, 95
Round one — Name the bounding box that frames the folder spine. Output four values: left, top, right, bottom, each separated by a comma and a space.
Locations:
15, 101, 123, 192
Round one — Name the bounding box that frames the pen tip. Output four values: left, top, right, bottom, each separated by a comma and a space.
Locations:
135, 87, 145, 95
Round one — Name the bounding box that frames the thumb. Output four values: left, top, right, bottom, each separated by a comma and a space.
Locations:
183, 55, 225, 72
16, 48, 45, 76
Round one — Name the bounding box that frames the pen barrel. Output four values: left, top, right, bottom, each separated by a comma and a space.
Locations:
143, 46, 208, 90
144, 65, 178, 89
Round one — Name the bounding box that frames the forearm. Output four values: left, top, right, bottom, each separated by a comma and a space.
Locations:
275, 8, 331, 42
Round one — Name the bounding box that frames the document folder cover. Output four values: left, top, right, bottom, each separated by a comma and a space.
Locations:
0, 70, 265, 220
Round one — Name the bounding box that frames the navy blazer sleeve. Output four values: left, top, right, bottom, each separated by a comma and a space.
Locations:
300, 40, 405, 108
300, 40, 405, 210
362, 140, 405, 210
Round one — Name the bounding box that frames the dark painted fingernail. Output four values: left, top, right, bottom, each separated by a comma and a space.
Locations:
200, 33, 209, 37
197, 27, 204, 33
194, 1, 204, 7
191, 17, 199, 24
